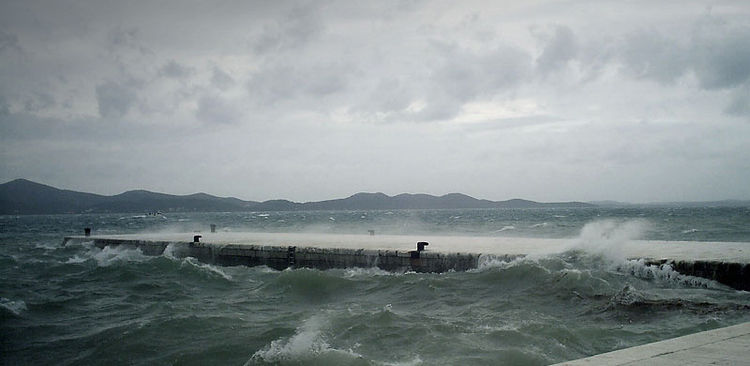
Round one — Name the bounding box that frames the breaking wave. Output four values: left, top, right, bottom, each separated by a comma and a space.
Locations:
0, 297, 27, 317
248, 315, 363, 365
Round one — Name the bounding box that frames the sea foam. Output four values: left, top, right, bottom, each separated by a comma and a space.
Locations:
248, 315, 363, 364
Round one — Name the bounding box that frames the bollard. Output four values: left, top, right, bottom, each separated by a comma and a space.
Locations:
211, 224, 216, 233
411, 241, 429, 260
84, 228, 91, 237
193, 235, 202, 243
368, 230, 375, 236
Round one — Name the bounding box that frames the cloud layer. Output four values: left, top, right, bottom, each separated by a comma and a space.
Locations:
1, 0, 749, 202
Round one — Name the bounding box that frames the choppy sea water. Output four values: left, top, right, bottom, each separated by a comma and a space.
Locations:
2, 207, 749, 365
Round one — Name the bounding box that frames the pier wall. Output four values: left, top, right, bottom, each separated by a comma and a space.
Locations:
63, 236, 749, 290
648, 259, 750, 291
74, 237, 485, 273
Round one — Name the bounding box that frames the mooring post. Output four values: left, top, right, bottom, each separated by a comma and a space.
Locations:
84, 228, 91, 237
410, 241, 429, 260
193, 235, 201, 243
210, 224, 216, 233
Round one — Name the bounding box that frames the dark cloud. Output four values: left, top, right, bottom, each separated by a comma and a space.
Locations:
23, 92, 55, 112
725, 86, 750, 117
422, 43, 532, 120
613, 20, 750, 91
107, 27, 139, 49
95, 81, 137, 118
1, 0, 750, 201
196, 94, 241, 124
0, 95, 10, 115
536, 25, 578, 74
251, 4, 324, 55
211, 66, 235, 90
355, 78, 413, 116
618, 30, 689, 84
247, 62, 349, 106
692, 27, 750, 90
158, 60, 193, 79
0, 30, 21, 54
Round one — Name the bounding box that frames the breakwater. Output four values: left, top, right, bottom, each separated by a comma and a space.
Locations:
63, 233, 750, 290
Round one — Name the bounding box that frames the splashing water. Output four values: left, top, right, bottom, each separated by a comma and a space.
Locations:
568, 219, 649, 260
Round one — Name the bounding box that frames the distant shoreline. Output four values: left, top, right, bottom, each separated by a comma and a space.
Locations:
1, 178, 748, 215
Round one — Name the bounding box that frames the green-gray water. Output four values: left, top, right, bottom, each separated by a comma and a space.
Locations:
2, 207, 749, 365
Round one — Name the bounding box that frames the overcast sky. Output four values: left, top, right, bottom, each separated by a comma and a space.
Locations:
1, 0, 749, 203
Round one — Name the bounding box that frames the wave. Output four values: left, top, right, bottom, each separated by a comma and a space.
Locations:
60, 241, 233, 282
248, 314, 363, 365
567, 219, 649, 260
469, 218, 728, 308
611, 259, 722, 289
343, 267, 396, 278
0, 297, 27, 317
181, 257, 233, 281
380, 356, 423, 366
65, 255, 88, 264
62, 242, 151, 266
267, 268, 356, 302
91, 245, 149, 267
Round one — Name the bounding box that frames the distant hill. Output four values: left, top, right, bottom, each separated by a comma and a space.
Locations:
0, 179, 257, 214
0, 178, 594, 214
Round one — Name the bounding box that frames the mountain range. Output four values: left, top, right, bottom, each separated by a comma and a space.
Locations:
0, 179, 594, 214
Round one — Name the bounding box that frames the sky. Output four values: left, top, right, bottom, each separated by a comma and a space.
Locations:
1, 0, 749, 203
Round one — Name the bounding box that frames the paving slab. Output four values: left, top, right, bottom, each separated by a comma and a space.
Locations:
550, 322, 750, 365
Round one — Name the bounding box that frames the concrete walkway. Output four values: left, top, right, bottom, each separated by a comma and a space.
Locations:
551, 322, 750, 365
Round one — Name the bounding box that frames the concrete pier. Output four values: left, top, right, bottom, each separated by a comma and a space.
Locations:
551, 321, 750, 365
62, 232, 750, 290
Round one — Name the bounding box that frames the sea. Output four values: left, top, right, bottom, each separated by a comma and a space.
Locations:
2, 207, 749, 365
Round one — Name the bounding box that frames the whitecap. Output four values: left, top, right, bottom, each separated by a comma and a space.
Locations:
65, 255, 88, 264
248, 315, 363, 364
34, 241, 60, 250
182, 257, 233, 281
343, 267, 393, 278
92, 246, 149, 267
0, 297, 27, 316
381, 356, 424, 366
473, 254, 520, 271
613, 259, 721, 289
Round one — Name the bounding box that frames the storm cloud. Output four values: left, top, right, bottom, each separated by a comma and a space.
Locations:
1, 0, 749, 202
